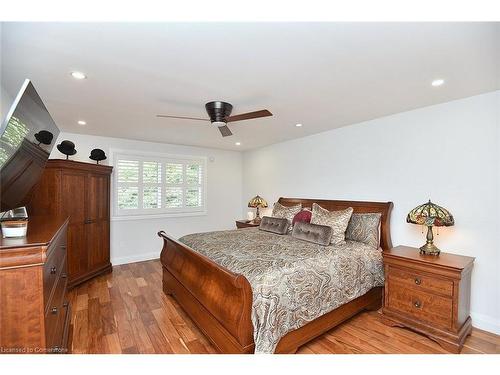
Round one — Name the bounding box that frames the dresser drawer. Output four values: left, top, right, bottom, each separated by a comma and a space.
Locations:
387, 266, 454, 297
44, 258, 68, 350
48, 301, 70, 353
387, 282, 453, 330
43, 232, 67, 306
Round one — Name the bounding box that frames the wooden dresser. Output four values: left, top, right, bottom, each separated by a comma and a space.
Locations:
29, 159, 113, 288
382, 245, 474, 353
0, 216, 71, 354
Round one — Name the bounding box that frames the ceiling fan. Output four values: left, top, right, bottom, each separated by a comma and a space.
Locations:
156, 101, 273, 137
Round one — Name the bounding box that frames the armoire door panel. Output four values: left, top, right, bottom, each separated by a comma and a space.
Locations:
88, 174, 109, 220
60, 172, 88, 280
87, 174, 111, 269
87, 221, 110, 268
67, 223, 88, 279
60, 172, 87, 224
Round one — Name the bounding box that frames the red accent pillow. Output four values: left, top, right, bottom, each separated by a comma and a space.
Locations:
292, 210, 312, 226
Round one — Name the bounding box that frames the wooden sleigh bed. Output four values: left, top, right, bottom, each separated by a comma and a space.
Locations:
158, 197, 393, 354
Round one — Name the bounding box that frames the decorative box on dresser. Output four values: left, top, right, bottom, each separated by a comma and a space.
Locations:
29, 159, 113, 288
0, 216, 70, 354
382, 245, 474, 353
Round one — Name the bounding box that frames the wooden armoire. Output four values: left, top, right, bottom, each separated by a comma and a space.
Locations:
29, 159, 113, 288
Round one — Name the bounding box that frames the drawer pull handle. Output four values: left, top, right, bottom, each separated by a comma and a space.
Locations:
63, 301, 69, 308
61, 273, 67, 279
413, 300, 421, 308
414, 278, 422, 285
51, 306, 58, 314
50, 266, 57, 275
61, 245, 67, 250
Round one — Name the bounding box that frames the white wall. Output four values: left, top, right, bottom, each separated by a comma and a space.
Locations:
49, 132, 243, 265
243, 91, 500, 334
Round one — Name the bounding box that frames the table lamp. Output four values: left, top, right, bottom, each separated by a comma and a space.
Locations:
406, 199, 454, 255
248, 195, 268, 224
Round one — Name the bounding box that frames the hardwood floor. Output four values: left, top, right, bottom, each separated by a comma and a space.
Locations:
68, 260, 500, 354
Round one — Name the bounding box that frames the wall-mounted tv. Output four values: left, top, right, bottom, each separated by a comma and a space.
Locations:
0, 79, 60, 212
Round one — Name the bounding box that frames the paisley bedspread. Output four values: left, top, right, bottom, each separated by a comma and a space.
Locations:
179, 227, 384, 354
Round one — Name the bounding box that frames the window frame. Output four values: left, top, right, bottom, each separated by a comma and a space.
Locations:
110, 149, 208, 221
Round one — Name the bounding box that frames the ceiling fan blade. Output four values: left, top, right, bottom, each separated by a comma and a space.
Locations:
227, 109, 273, 123
156, 115, 209, 121
218, 125, 233, 137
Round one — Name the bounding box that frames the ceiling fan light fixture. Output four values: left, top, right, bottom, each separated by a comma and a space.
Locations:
157, 100, 272, 139
212, 120, 227, 128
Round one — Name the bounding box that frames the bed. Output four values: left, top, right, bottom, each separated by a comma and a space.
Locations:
158, 197, 393, 354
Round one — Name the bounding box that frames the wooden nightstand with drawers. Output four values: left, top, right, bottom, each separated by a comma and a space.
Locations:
381, 245, 474, 353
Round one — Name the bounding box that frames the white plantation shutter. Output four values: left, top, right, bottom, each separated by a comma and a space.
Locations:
113, 152, 206, 217
142, 161, 162, 209
116, 160, 139, 209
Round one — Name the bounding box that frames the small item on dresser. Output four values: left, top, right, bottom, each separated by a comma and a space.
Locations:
246, 211, 254, 221
56, 140, 77, 159
248, 195, 268, 224
34, 130, 54, 145
0, 207, 29, 238
406, 199, 454, 255
258, 216, 289, 235
1, 220, 28, 238
292, 221, 333, 246
89, 148, 107, 164
310, 203, 353, 245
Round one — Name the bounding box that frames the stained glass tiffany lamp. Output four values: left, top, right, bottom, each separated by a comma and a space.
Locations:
248, 195, 268, 224
406, 200, 454, 255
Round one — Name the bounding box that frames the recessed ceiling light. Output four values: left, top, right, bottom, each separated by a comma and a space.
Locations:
295, 123, 303, 127
431, 79, 444, 87
71, 71, 87, 80
235, 142, 241, 146
77, 120, 86, 125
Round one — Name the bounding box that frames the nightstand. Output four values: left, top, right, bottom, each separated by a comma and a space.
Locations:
235, 220, 260, 229
381, 245, 474, 353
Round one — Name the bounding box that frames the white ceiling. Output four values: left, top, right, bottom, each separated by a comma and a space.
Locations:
1, 22, 499, 151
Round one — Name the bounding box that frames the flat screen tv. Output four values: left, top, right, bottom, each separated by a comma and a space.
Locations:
0, 79, 60, 213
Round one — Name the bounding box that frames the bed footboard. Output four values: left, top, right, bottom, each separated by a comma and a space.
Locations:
158, 231, 255, 353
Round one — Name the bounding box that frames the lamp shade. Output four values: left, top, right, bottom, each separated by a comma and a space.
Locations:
406, 200, 454, 227
248, 195, 268, 208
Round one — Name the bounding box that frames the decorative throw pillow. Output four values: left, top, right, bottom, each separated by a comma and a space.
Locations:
310, 203, 354, 245
271, 202, 302, 231
259, 216, 289, 235
292, 221, 333, 246
345, 213, 382, 249
292, 209, 312, 226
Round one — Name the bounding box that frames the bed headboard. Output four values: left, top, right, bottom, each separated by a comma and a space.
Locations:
277, 197, 393, 250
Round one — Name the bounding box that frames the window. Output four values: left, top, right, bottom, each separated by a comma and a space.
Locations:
113, 152, 206, 218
